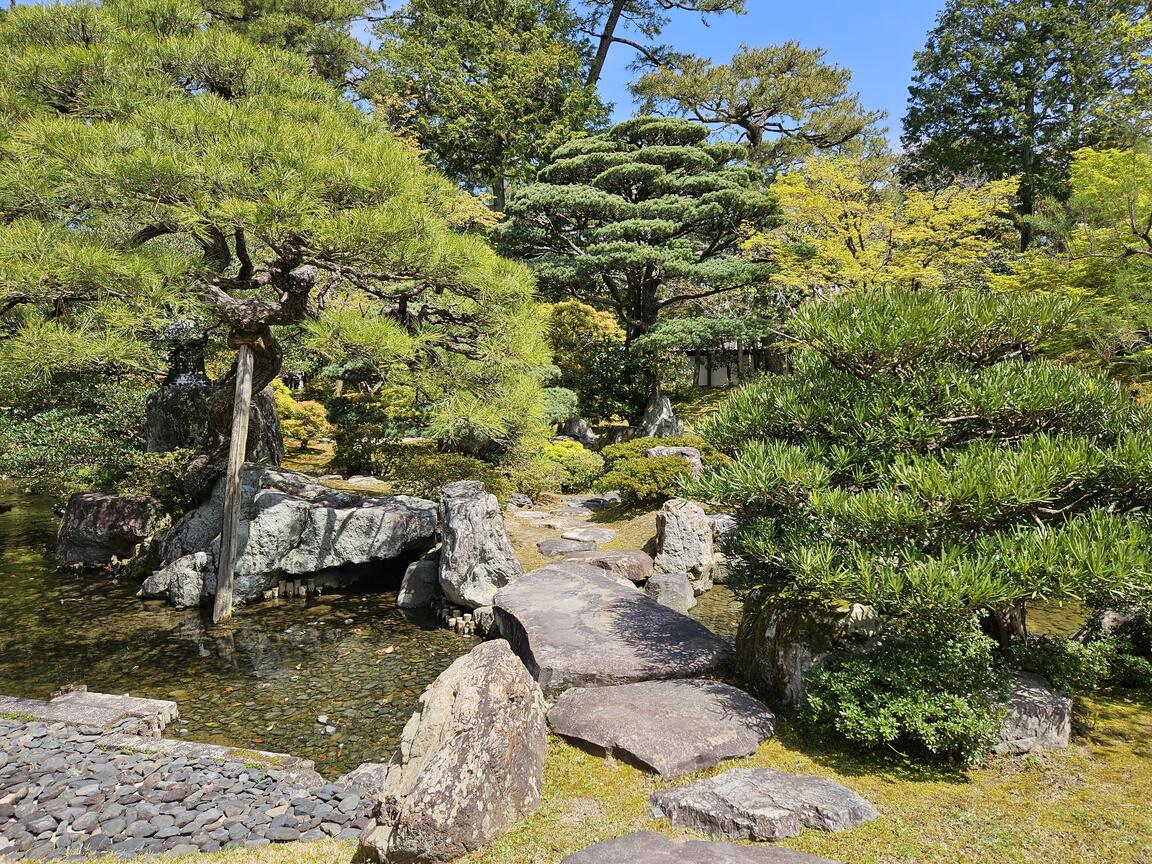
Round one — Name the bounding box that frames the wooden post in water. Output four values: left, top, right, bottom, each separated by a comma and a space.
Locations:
213, 342, 255, 625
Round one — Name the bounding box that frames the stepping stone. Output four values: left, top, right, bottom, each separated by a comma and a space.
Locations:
563, 548, 655, 583
561, 832, 840, 863
538, 539, 596, 557
513, 511, 552, 520
561, 527, 618, 544
553, 506, 594, 516
649, 768, 877, 841
547, 680, 775, 778
494, 565, 730, 695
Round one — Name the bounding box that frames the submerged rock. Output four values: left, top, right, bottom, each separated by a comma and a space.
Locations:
438, 481, 524, 609
494, 564, 730, 696
56, 492, 162, 566
141, 466, 436, 607
649, 768, 877, 841
359, 640, 547, 863
562, 833, 840, 864
547, 680, 775, 778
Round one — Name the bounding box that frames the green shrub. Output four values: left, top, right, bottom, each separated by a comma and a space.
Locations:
803, 616, 1009, 766
541, 387, 579, 425
369, 442, 511, 501
112, 449, 199, 517
601, 434, 727, 468
1006, 635, 1114, 693
597, 455, 692, 506
1109, 647, 1152, 688
540, 438, 605, 491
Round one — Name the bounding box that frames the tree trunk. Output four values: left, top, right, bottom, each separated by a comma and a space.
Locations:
1019, 90, 1037, 252
491, 175, 507, 213
213, 342, 255, 626
984, 602, 1028, 649
586, 0, 626, 87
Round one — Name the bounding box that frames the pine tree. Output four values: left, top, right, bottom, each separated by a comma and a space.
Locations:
498, 116, 780, 412
0, 0, 548, 494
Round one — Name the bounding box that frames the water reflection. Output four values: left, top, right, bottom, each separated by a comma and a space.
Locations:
0, 485, 472, 776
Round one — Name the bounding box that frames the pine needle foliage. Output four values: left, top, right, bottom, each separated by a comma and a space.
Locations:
0, 0, 548, 466
691, 287, 1152, 624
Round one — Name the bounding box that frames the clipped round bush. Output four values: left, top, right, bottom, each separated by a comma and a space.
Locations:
271, 380, 331, 448
370, 442, 511, 501
540, 438, 605, 491
597, 455, 692, 506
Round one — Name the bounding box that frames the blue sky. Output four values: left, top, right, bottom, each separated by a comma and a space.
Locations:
594, 1, 946, 145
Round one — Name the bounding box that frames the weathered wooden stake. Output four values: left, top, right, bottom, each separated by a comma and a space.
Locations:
213, 343, 254, 625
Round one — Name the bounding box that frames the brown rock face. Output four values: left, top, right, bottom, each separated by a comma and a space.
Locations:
359, 640, 547, 863
56, 492, 161, 565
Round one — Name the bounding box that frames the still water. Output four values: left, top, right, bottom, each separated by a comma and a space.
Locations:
0, 485, 473, 777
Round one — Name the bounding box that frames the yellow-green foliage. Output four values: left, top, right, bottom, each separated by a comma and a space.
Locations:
538, 438, 605, 492
271, 380, 331, 447
369, 441, 511, 501
746, 153, 1017, 294
543, 300, 625, 387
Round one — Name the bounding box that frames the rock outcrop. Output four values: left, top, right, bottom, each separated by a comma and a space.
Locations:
56, 492, 162, 566
735, 600, 881, 707
636, 391, 684, 438
494, 565, 730, 696
397, 552, 441, 609
438, 481, 523, 609
994, 673, 1072, 755
649, 768, 877, 841
547, 680, 775, 778
359, 640, 547, 863
562, 833, 840, 864
644, 445, 703, 479
559, 417, 600, 449
141, 467, 436, 607
653, 499, 714, 594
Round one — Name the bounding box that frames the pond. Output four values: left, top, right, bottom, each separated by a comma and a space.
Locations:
0, 484, 474, 777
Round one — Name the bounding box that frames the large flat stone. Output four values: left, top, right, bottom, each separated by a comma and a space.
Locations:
538, 538, 596, 557
548, 680, 775, 778
649, 768, 877, 841
562, 833, 839, 864
494, 565, 730, 696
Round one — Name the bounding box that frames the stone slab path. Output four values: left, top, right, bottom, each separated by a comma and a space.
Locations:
561, 832, 840, 863
0, 717, 376, 860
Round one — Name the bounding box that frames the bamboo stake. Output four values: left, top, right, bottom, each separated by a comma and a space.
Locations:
213, 343, 254, 625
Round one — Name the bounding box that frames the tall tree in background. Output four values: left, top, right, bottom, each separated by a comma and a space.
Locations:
581, 0, 745, 86
499, 117, 779, 413
369, 0, 604, 210
633, 43, 884, 170
747, 153, 1017, 294
902, 0, 1150, 249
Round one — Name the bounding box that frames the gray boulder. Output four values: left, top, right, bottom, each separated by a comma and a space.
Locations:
439, 481, 524, 609
736, 600, 882, 708
547, 680, 775, 778
398, 552, 441, 609
562, 833, 840, 864
994, 673, 1072, 756
359, 640, 547, 863
636, 391, 684, 438
649, 768, 877, 841
645, 571, 696, 614
538, 538, 596, 557
57, 492, 162, 566
644, 445, 703, 479
494, 565, 730, 696
563, 549, 655, 584
560, 417, 600, 449
141, 466, 436, 607
654, 499, 715, 594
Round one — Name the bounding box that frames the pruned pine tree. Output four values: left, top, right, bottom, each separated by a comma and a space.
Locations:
499, 117, 780, 342
692, 287, 1152, 647
0, 0, 548, 494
